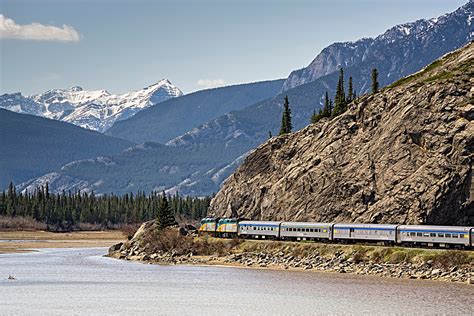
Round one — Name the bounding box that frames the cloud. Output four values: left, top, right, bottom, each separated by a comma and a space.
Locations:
0, 15, 80, 42
197, 79, 226, 89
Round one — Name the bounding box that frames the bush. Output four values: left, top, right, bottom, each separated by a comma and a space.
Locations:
0, 216, 47, 231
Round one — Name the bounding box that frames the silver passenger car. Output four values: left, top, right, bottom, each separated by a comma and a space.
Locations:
238, 221, 281, 239
280, 222, 333, 240
333, 224, 398, 243
397, 225, 472, 247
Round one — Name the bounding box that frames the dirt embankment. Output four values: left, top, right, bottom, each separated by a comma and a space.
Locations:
108, 223, 474, 284
0, 230, 125, 253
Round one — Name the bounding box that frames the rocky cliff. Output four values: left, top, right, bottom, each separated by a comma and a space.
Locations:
209, 43, 474, 225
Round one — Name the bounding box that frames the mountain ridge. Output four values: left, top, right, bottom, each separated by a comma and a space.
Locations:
282, 1, 473, 91
0, 108, 134, 189
0, 79, 182, 132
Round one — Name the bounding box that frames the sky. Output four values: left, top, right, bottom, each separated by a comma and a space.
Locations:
0, 0, 468, 95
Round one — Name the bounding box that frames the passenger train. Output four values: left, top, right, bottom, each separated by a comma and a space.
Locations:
199, 218, 474, 249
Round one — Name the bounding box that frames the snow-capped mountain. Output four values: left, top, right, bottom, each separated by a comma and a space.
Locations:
0, 79, 183, 132
281, 0, 473, 91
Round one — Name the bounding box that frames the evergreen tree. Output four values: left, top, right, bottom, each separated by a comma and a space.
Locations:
268, 131, 272, 139
310, 109, 323, 124
156, 192, 176, 230
322, 91, 332, 117
332, 68, 347, 117
0, 182, 211, 231
347, 76, 354, 103
371, 68, 379, 94
279, 95, 292, 135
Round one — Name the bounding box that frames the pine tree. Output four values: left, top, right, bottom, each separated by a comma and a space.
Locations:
371, 68, 379, 94
268, 131, 272, 139
332, 68, 346, 117
156, 192, 175, 230
311, 109, 323, 124
279, 95, 292, 135
347, 76, 354, 103
322, 91, 331, 117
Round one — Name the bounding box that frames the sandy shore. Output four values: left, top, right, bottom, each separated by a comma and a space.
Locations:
0, 231, 124, 253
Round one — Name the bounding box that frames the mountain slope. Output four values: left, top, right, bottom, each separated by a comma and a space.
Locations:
282, 1, 473, 91
0, 79, 182, 132
209, 42, 474, 225
106, 79, 284, 144
17, 142, 247, 196
0, 109, 134, 189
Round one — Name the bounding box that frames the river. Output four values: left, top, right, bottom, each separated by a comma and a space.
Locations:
0, 247, 472, 315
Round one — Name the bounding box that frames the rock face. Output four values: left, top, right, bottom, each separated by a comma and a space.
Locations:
210, 43, 474, 225
282, 1, 473, 91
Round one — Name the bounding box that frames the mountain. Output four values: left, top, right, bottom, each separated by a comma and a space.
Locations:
17, 142, 247, 196
282, 1, 473, 92
106, 79, 284, 144
209, 42, 474, 225
0, 79, 182, 132
17, 3, 473, 197
0, 109, 134, 189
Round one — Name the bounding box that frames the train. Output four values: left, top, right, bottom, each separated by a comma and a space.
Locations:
199, 217, 474, 249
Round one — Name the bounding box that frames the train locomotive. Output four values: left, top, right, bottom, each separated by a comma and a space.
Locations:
199, 217, 474, 249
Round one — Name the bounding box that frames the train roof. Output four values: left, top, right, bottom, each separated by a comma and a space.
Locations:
281, 222, 333, 227
398, 225, 472, 232
239, 221, 281, 226
334, 223, 398, 229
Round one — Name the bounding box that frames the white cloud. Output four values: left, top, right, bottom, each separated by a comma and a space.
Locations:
0, 15, 80, 42
197, 79, 226, 89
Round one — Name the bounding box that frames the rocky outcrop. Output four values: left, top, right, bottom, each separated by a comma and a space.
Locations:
210, 43, 474, 225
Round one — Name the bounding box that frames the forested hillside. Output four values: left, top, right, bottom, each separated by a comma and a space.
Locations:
0, 109, 134, 189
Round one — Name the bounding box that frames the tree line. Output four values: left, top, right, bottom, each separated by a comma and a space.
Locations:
0, 182, 210, 231
276, 67, 380, 134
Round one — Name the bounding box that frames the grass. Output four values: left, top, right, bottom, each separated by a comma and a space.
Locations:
385, 48, 470, 90
0, 230, 125, 253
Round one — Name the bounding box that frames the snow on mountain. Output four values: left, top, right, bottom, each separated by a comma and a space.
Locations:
281, 1, 473, 91
0, 79, 183, 132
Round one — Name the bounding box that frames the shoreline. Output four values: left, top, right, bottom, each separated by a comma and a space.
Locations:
0, 230, 125, 253
108, 239, 474, 285
107, 255, 474, 288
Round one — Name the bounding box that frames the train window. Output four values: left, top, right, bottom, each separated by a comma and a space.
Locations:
423, 233, 430, 237
438, 233, 444, 238
445, 234, 451, 238
416, 233, 422, 237
458, 234, 463, 239
430, 233, 436, 237
410, 232, 416, 237
452, 234, 458, 238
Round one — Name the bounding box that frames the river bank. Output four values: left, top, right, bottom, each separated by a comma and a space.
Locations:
0, 230, 124, 253
107, 223, 474, 284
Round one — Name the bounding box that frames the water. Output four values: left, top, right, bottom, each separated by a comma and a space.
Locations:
0, 248, 472, 315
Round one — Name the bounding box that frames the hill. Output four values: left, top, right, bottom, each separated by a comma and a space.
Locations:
106, 79, 284, 144
0, 109, 134, 189
209, 42, 474, 225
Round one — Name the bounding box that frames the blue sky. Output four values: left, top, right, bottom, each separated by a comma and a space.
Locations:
0, 0, 467, 95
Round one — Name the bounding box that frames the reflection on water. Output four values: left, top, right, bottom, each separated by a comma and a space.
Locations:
0, 248, 472, 315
